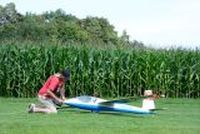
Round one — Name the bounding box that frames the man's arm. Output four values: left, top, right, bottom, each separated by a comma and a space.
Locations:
60, 85, 66, 100
47, 89, 63, 103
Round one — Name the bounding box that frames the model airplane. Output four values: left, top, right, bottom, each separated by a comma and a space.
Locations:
63, 96, 154, 114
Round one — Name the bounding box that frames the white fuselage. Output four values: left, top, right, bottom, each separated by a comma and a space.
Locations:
64, 96, 152, 114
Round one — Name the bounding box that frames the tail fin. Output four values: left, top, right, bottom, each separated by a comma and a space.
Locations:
142, 99, 156, 110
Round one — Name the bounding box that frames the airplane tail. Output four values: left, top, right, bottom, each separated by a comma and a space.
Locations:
142, 99, 156, 110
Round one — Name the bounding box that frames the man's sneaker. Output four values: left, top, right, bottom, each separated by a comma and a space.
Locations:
28, 103, 35, 113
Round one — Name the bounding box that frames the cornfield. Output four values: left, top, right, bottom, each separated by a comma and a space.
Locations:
1, 42, 200, 98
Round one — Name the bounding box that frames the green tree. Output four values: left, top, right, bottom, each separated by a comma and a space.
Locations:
79, 17, 118, 45
0, 3, 145, 48
0, 3, 22, 39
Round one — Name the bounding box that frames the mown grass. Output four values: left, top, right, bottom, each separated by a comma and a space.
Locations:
0, 98, 200, 134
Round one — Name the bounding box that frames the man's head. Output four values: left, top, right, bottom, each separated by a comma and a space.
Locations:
59, 68, 70, 81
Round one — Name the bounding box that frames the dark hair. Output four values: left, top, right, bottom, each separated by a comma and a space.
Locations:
60, 68, 70, 80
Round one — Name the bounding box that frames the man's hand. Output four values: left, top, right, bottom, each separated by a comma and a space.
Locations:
53, 98, 64, 107
61, 96, 66, 101
58, 98, 64, 104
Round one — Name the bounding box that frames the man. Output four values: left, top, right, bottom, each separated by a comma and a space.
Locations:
28, 68, 70, 113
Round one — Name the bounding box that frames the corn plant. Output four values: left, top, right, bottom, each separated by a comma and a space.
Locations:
0, 41, 200, 98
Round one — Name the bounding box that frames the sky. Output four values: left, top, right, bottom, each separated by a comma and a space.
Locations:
0, 0, 200, 49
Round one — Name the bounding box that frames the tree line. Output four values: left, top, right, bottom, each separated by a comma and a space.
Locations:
0, 3, 144, 48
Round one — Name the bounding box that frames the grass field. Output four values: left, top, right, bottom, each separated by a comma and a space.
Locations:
0, 98, 200, 134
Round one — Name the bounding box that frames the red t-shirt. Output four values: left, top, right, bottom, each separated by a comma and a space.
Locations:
38, 75, 64, 98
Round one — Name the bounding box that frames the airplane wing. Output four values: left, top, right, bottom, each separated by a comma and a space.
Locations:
98, 98, 137, 105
